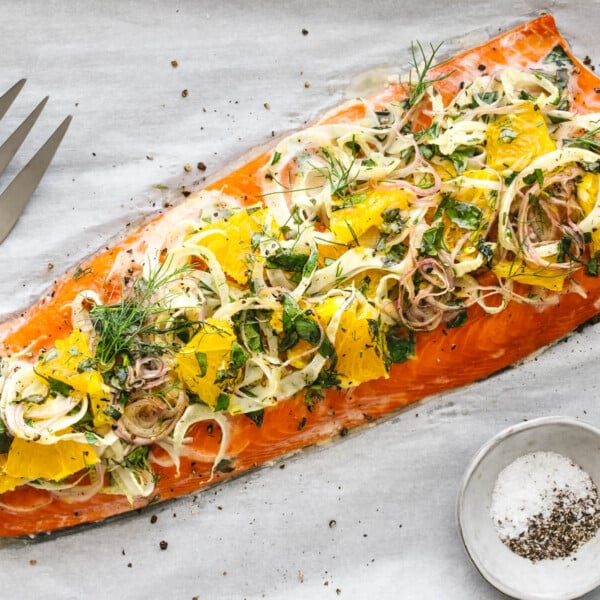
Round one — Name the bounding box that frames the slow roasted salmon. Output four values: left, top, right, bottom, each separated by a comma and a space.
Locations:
1, 14, 600, 537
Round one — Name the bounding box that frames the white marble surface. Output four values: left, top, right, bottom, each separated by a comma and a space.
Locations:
1, 1, 600, 598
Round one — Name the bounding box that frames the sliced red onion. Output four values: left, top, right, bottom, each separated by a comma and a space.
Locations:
116, 390, 187, 445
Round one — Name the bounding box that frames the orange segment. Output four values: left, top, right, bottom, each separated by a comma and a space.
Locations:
493, 259, 567, 291
35, 329, 111, 427
197, 208, 271, 284
286, 339, 314, 369
486, 103, 555, 171
315, 296, 388, 388
329, 189, 413, 245
175, 319, 237, 407
4, 438, 99, 482
0, 455, 25, 493
577, 173, 600, 254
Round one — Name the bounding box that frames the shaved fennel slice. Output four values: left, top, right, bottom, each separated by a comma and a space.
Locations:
172, 404, 231, 478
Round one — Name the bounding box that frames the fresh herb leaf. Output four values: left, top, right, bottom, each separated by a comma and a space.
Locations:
301, 248, 318, 281
543, 45, 573, 65
447, 310, 468, 328
271, 151, 282, 166
331, 193, 368, 211
421, 223, 445, 256
251, 231, 262, 251
384, 243, 408, 264
312, 145, 358, 198
229, 342, 249, 370
73, 266, 93, 281
104, 406, 122, 420
84, 431, 99, 444
441, 196, 483, 230
215, 393, 230, 412
305, 369, 341, 402
242, 315, 264, 353
498, 127, 518, 143
523, 168, 544, 186
281, 293, 301, 330
124, 446, 151, 471
477, 239, 495, 265
294, 315, 321, 345
564, 127, 600, 153
266, 251, 310, 272
215, 458, 235, 473
402, 41, 454, 108
41, 375, 74, 397
558, 236, 599, 276
195, 351, 208, 377
90, 260, 194, 365
477, 91, 498, 105
77, 357, 97, 373
385, 328, 415, 365
246, 409, 265, 427
447, 146, 477, 175
279, 293, 321, 347
0, 419, 11, 454
279, 328, 299, 352
504, 171, 520, 185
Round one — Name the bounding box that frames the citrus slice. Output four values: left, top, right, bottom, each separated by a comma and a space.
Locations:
0, 455, 25, 493
4, 438, 99, 482
315, 296, 388, 388
195, 208, 271, 284
175, 319, 237, 407
35, 329, 111, 427
329, 189, 413, 245
493, 259, 567, 291
486, 103, 555, 172
577, 172, 600, 254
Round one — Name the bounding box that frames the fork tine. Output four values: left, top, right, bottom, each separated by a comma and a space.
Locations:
0, 114, 72, 244
0, 79, 26, 121
0, 96, 49, 176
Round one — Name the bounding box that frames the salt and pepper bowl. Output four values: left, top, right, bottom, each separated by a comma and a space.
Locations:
456, 416, 600, 600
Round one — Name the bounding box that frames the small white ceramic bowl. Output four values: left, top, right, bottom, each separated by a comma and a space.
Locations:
457, 416, 600, 600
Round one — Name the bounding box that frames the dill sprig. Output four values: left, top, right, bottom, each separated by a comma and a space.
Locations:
402, 41, 453, 108
90, 260, 197, 366
563, 126, 600, 153
311, 145, 359, 198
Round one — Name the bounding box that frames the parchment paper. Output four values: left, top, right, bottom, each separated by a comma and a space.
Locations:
1, 1, 600, 598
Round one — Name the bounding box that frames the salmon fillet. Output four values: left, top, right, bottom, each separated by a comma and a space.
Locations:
1, 14, 600, 536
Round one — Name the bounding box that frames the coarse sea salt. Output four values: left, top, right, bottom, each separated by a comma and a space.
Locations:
491, 451, 594, 540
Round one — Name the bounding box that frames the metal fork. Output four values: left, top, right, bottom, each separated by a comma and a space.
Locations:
0, 79, 72, 243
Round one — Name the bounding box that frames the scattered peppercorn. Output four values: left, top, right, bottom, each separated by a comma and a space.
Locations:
47, 263, 54, 271
181, 89, 188, 98
329, 519, 337, 528
263, 102, 270, 110
150, 514, 158, 524
302, 28, 309, 35
504, 489, 600, 561
197, 161, 207, 171
304, 81, 311, 88
29, 559, 37, 566
171, 60, 179, 68
159, 540, 168, 550
478, 64, 486, 71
